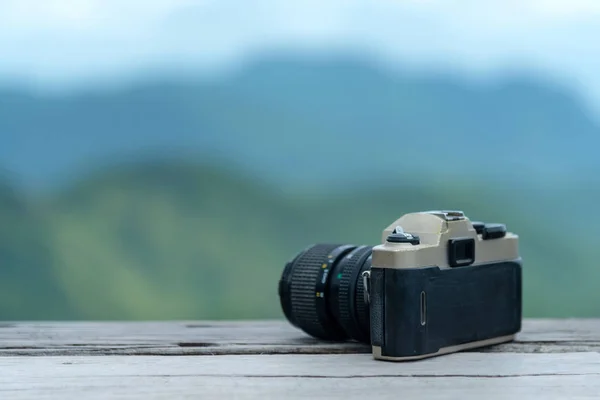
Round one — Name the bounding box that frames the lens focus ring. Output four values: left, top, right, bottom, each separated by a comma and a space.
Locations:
338, 246, 373, 343
285, 244, 349, 340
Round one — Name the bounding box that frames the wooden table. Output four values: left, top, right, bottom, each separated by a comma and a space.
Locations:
1, 319, 599, 399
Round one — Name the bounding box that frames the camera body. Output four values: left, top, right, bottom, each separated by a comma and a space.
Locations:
367, 210, 522, 360
278, 210, 522, 362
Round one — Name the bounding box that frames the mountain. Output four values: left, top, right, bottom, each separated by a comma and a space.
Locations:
0, 181, 72, 319
1, 56, 599, 191
2, 55, 599, 320
1, 160, 599, 320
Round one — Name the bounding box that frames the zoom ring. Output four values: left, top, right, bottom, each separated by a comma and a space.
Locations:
338, 246, 372, 342
289, 244, 348, 340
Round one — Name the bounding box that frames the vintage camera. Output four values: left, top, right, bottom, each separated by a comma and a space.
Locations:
278, 210, 522, 361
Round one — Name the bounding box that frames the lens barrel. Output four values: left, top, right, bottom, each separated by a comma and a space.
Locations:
278, 243, 372, 343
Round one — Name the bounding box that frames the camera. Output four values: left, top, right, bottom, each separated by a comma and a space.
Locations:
278, 210, 522, 361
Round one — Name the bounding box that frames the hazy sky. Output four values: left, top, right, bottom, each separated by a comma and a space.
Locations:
2, 0, 600, 113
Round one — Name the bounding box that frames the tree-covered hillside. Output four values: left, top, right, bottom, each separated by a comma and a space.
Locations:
0, 182, 72, 319
1, 56, 598, 190
1, 160, 598, 320
2, 56, 599, 320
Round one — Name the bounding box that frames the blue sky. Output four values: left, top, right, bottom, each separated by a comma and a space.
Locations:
2, 0, 600, 115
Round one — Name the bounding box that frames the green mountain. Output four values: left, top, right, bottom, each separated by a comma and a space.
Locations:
0, 181, 71, 319
1, 160, 598, 320
2, 56, 599, 320
1, 56, 599, 190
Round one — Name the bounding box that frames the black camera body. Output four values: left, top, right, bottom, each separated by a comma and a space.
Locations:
278, 210, 522, 361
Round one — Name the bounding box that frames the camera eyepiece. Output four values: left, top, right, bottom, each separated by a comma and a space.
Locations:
278, 243, 372, 343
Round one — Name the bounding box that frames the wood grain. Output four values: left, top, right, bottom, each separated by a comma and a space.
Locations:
1, 319, 599, 399
0, 319, 598, 356
1, 353, 599, 399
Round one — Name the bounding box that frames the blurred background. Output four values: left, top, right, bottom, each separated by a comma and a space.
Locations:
1, 0, 599, 321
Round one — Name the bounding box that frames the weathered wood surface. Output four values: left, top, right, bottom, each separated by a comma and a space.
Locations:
1, 319, 599, 399
1, 319, 600, 356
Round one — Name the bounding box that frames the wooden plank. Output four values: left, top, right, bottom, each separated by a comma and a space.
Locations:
0, 319, 599, 356
3, 376, 600, 400
1, 353, 599, 399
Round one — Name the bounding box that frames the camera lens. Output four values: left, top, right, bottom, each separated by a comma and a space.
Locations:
278, 243, 373, 343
